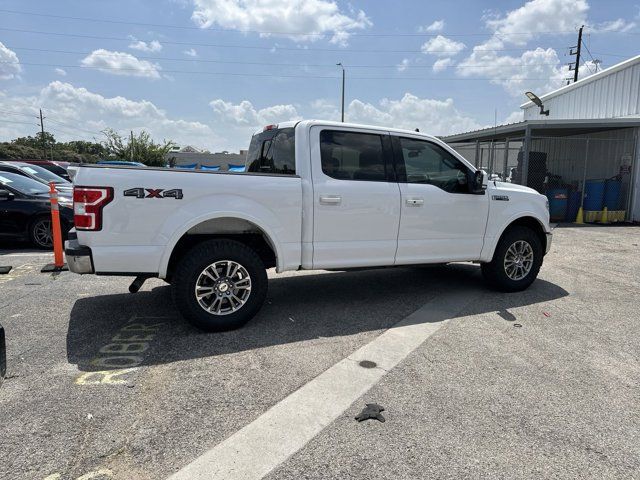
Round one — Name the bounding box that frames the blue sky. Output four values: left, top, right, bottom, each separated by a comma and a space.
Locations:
0, 0, 639, 151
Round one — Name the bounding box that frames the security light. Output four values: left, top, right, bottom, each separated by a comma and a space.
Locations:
525, 91, 549, 116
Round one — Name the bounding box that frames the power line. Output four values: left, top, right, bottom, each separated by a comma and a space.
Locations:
9, 46, 565, 69
0, 119, 39, 126
46, 125, 100, 142
591, 51, 638, 58
0, 60, 568, 81
46, 118, 103, 136
0, 8, 591, 38
581, 39, 601, 73
0, 27, 566, 54
0, 108, 38, 118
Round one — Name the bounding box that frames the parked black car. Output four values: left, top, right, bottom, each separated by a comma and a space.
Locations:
20, 160, 72, 181
0, 172, 74, 248
0, 161, 73, 194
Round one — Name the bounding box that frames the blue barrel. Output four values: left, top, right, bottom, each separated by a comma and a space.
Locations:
566, 190, 581, 222
546, 188, 568, 222
604, 179, 622, 210
584, 180, 605, 211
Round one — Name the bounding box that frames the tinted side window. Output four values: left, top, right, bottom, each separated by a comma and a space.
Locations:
320, 130, 387, 182
397, 137, 469, 193
246, 127, 296, 175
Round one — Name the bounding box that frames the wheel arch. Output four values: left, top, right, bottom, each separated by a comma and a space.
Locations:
160, 214, 280, 280
484, 215, 548, 262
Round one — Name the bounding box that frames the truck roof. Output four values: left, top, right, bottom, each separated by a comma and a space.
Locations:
254, 120, 441, 143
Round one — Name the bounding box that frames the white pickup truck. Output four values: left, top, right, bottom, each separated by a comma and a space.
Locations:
65, 120, 552, 331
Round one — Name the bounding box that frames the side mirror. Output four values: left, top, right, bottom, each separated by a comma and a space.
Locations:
468, 170, 486, 194
0, 189, 14, 201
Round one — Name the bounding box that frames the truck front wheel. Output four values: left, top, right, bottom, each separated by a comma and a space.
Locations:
172, 239, 268, 331
481, 226, 543, 292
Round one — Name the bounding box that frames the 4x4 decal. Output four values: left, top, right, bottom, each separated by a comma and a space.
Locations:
124, 188, 183, 199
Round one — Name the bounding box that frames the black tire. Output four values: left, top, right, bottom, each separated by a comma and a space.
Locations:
29, 216, 53, 249
171, 239, 268, 331
481, 226, 543, 292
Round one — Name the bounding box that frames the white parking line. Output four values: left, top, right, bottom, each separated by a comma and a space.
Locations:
168, 287, 479, 480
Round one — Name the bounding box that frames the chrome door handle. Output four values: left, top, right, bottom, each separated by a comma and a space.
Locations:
406, 198, 424, 206
319, 195, 342, 205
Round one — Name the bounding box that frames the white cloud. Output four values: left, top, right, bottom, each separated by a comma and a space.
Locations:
457, 37, 565, 97
591, 19, 636, 33
397, 58, 410, 72
420, 20, 445, 32
208, 98, 302, 151
454, 0, 588, 97
433, 58, 454, 73
0, 81, 218, 149
504, 110, 524, 124
128, 38, 163, 52
578, 60, 601, 80
341, 93, 481, 135
0, 42, 21, 80
184, 48, 198, 57
485, 0, 589, 45
209, 99, 300, 125
81, 49, 162, 78
421, 35, 465, 57
54, 68, 67, 76
190, 0, 372, 44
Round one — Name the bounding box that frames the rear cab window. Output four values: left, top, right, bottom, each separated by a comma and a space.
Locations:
246, 127, 296, 175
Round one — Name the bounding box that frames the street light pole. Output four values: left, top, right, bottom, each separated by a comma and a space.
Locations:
337, 63, 345, 122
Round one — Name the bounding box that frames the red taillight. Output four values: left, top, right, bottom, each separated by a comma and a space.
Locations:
73, 186, 113, 231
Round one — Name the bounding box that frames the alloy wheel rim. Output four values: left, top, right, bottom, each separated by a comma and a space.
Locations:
504, 240, 534, 281
34, 219, 53, 247
195, 260, 252, 315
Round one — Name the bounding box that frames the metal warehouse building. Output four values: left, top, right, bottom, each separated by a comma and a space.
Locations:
443, 54, 640, 223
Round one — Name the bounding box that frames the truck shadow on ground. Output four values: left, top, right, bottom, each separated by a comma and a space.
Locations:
67, 264, 568, 371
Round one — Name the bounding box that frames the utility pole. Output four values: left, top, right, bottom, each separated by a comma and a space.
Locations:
337, 63, 345, 122
130, 130, 134, 161
568, 25, 584, 84
39, 109, 47, 159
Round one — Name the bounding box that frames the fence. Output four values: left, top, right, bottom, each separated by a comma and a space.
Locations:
450, 131, 637, 223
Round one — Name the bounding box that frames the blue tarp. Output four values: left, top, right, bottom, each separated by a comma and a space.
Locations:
175, 163, 198, 170
228, 164, 246, 172
200, 165, 220, 171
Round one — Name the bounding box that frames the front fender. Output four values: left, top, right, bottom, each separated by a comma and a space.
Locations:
480, 210, 550, 262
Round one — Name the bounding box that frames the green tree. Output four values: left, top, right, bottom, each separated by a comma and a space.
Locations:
102, 129, 176, 167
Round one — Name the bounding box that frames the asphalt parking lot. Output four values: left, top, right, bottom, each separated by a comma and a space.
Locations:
1, 226, 639, 480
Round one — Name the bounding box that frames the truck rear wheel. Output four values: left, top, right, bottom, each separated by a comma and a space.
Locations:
172, 239, 268, 331
481, 226, 543, 292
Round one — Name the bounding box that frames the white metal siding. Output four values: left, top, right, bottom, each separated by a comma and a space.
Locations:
524, 61, 640, 120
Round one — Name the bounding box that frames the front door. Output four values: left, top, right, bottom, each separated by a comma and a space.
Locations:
310, 126, 401, 269
392, 135, 489, 264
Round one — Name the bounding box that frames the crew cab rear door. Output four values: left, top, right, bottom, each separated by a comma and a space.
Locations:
310, 126, 401, 269
391, 134, 489, 263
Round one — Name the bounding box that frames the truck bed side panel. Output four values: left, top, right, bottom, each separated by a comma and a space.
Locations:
73, 167, 302, 275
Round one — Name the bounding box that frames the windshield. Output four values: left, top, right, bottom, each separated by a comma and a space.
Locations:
246, 127, 296, 175
18, 163, 70, 184
0, 171, 50, 195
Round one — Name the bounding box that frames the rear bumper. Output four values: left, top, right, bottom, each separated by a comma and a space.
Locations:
545, 231, 553, 254
64, 237, 94, 274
